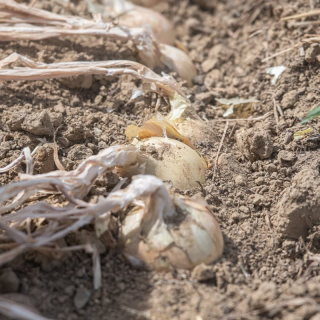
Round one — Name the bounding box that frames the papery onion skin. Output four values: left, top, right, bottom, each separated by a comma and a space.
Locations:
117, 6, 175, 45
160, 44, 197, 87
128, 0, 163, 6
120, 193, 224, 270
121, 137, 207, 190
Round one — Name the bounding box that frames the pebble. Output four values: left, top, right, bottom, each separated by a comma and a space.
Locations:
234, 175, 246, 186
266, 164, 277, 173
278, 150, 296, 166
73, 287, 91, 309
255, 177, 265, 186
281, 90, 298, 110
0, 268, 20, 293
21, 111, 54, 136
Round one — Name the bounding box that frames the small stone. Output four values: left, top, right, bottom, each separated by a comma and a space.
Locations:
305, 44, 320, 63
234, 175, 246, 186
0, 268, 20, 293
21, 111, 54, 136
283, 131, 294, 144
278, 150, 296, 166
266, 164, 277, 173
73, 287, 91, 309
195, 92, 213, 104
191, 263, 215, 281
255, 177, 265, 186
281, 90, 298, 110
201, 58, 219, 73
310, 314, 320, 320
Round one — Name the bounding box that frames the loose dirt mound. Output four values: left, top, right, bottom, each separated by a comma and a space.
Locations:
2, 0, 320, 319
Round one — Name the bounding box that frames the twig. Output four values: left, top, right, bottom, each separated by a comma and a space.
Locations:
53, 124, 65, 171
212, 121, 229, 181
261, 45, 298, 62
281, 9, 320, 21
273, 97, 279, 126
212, 112, 272, 123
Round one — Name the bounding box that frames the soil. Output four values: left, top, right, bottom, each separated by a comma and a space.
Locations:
2, 0, 320, 319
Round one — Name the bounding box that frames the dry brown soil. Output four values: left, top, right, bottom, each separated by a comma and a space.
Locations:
2, 0, 320, 319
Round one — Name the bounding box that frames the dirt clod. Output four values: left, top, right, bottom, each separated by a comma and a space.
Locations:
191, 263, 215, 281
236, 128, 274, 162
274, 169, 320, 239
305, 44, 320, 63
23, 111, 54, 136
281, 90, 299, 110
34, 143, 55, 173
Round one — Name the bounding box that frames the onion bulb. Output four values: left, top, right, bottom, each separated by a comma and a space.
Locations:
160, 44, 197, 87
167, 100, 216, 144
123, 116, 207, 189
108, 1, 175, 45
120, 137, 207, 190
120, 182, 224, 270
128, 0, 163, 6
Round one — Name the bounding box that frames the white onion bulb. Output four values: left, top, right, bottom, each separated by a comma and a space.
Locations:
120, 184, 224, 270
113, 2, 175, 45
160, 44, 197, 87
120, 137, 207, 190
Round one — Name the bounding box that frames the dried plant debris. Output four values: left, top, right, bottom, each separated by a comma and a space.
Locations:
0, 52, 190, 108
215, 97, 260, 118
0, 0, 161, 68
0, 144, 222, 273
0, 296, 53, 320
265, 65, 286, 85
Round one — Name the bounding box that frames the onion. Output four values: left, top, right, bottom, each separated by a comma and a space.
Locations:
128, 0, 163, 6
120, 183, 224, 270
120, 137, 207, 190
168, 102, 216, 144
109, 1, 175, 45
160, 44, 197, 87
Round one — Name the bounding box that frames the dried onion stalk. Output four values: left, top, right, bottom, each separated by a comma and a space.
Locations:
0, 0, 161, 69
